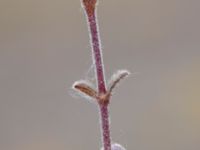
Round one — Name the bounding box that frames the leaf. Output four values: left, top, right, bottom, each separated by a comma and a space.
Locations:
72, 80, 97, 99
108, 70, 130, 93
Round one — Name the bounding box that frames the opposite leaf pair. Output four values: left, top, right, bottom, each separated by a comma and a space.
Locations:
73, 70, 130, 105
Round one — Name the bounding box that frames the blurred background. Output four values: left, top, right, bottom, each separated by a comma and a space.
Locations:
0, 0, 200, 149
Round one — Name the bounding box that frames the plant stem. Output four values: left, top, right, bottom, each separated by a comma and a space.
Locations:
88, 13, 106, 94
99, 104, 111, 150
85, 3, 112, 150
74, 1, 129, 149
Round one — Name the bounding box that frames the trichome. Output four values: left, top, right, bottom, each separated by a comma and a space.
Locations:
72, 0, 130, 150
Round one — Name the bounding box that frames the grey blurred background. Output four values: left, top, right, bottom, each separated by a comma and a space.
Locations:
0, 0, 200, 150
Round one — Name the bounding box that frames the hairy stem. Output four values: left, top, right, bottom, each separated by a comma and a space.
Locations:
73, 1, 129, 149
88, 12, 106, 94
99, 104, 111, 150
84, 1, 111, 150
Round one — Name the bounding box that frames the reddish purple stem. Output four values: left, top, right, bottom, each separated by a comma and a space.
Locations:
87, 9, 111, 150
100, 104, 111, 150
88, 14, 106, 94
